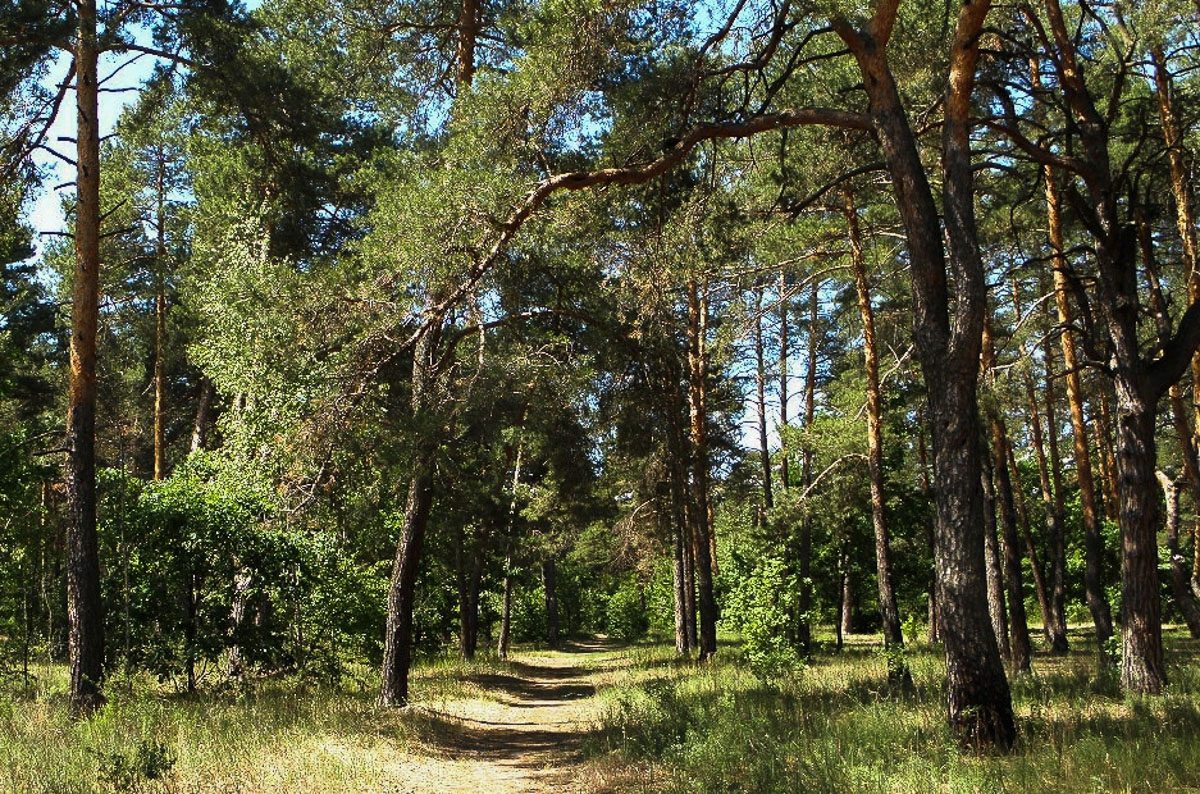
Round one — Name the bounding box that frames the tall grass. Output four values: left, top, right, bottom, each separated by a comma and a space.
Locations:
591, 629, 1200, 793
0, 652, 518, 793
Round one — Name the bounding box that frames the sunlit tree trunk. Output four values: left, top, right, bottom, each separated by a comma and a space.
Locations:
843, 189, 904, 672
65, 0, 105, 716
1045, 166, 1114, 655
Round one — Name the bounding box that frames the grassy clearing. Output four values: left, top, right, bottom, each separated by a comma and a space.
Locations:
0, 653, 520, 794
589, 628, 1200, 794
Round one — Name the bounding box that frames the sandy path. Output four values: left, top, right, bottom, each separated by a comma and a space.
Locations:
381, 641, 613, 793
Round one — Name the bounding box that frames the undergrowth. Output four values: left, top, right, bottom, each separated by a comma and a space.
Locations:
590, 629, 1200, 793
0, 651, 518, 793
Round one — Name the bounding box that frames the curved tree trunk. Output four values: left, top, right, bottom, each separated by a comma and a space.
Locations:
381, 325, 440, 706
835, 0, 1014, 747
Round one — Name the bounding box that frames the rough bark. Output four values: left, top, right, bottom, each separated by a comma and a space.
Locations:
1156, 472, 1200, 638
65, 0, 105, 716
1045, 166, 1115, 653
686, 278, 718, 658
844, 189, 905, 666
381, 325, 440, 707
455, 0, 480, 87
834, 0, 1014, 747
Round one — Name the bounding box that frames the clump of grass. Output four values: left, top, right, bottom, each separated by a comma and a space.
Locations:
0, 650, 520, 793
591, 629, 1200, 794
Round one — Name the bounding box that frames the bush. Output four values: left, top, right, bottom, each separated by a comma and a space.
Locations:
720, 557, 799, 682
606, 580, 649, 642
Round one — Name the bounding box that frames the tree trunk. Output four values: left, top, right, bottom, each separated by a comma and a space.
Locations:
1046, 167, 1115, 654
65, 0, 105, 717
1156, 472, 1200, 638
498, 553, 513, 661
1116, 401, 1166, 692
455, 0, 480, 87
754, 284, 773, 512
1041, 340, 1074, 648
686, 278, 718, 658
796, 279, 819, 653
381, 325, 440, 707
668, 483, 688, 655
1009, 442, 1056, 650
840, 557, 853, 638
191, 376, 214, 454
153, 156, 169, 481
1013, 270, 1069, 652
918, 414, 939, 643
993, 421, 1032, 673
843, 189, 905, 672
982, 453, 1010, 661
778, 271, 789, 490
837, 0, 1013, 747
543, 556, 559, 648
1094, 392, 1120, 523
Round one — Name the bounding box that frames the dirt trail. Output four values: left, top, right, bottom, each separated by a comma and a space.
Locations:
387, 640, 615, 793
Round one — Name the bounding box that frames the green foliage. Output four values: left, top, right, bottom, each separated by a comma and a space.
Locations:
721, 556, 800, 681
605, 579, 649, 642
99, 458, 387, 684
595, 634, 1200, 794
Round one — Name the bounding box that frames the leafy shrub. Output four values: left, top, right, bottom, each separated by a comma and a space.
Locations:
720, 557, 799, 681
606, 580, 649, 642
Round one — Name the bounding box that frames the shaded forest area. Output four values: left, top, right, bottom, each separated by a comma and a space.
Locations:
5, 0, 1200, 784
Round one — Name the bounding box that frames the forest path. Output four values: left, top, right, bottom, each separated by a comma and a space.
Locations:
386, 639, 620, 793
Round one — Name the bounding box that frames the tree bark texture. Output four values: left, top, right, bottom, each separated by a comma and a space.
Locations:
66, 0, 106, 716
844, 190, 904, 658
381, 325, 440, 706
1156, 472, 1200, 638
1046, 167, 1115, 653
686, 278, 718, 658
836, 0, 1015, 747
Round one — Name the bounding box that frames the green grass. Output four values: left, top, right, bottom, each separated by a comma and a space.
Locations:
589, 628, 1200, 794
0, 653, 518, 794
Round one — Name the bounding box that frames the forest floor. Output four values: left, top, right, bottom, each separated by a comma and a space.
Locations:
371, 637, 635, 794
0, 638, 652, 794
8, 629, 1200, 792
